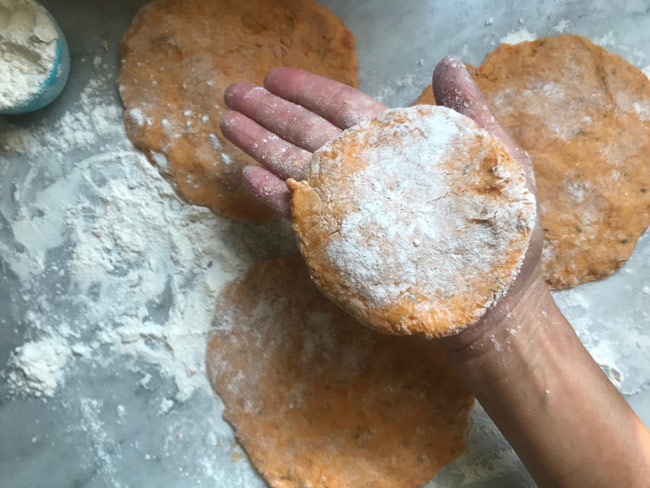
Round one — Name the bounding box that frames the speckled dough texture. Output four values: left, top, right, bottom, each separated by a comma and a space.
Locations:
470, 35, 650, 289
119, 0, 358, 223
206, 256, 473, 488
290, 106, 536, 337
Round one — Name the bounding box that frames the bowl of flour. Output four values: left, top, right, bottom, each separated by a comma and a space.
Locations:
0, 0, 70, 114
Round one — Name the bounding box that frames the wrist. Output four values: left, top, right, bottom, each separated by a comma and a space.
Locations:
440, 268, 650, 488
440, 269, 551, 366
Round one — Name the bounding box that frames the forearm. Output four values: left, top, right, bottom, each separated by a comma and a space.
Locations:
442, 276, 650, 487
220, 62, 650, 485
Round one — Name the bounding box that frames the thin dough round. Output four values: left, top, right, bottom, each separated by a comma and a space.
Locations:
290, 106, 536, 337
470, 35, 650, 288
119, 0, 358, 223
206, 256, 473, 488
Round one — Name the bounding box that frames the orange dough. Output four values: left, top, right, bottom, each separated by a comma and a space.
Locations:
412, 84, 436, 105
471, 35, 650, 288
119, 0, 358, 223
206, 256, 473, 488
290, 106, 535, 337
415, 36, 650, 288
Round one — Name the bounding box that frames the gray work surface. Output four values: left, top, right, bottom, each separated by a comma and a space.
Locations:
1, 1, 650, 487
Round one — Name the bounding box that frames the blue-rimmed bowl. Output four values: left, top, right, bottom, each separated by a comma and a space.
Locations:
1, 2, 70, 115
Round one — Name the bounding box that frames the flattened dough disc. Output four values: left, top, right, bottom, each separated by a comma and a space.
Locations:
471, 35, 650, 288
290, 106, 535, 337
120, 0, 358, 223
206, 256, 473, 488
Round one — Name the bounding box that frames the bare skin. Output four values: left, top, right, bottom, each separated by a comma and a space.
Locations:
221, 58, 650, 487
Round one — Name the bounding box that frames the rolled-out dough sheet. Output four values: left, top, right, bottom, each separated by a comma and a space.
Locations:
206, 256, 474, 488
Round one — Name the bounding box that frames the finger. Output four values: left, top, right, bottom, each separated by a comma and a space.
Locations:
220, 111, 311, 180
432, 56, 535, 190
224, 82, 340, 152
264, 67, 387, 129
242, 165, 292, 219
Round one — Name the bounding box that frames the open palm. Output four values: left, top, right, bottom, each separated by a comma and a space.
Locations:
221, 57, 544, 342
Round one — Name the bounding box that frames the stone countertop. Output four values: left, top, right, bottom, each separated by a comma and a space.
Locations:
1, 1, 649, 487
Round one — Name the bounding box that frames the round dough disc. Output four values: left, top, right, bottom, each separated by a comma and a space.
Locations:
290, 106, 536, 337
206, 256, 473, 488
119, 0, 358, 223
471, 35, 650, 289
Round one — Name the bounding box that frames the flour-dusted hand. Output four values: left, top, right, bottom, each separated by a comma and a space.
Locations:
220, 68, 386, 217
432, 57, 545, 345
221, 60, 650, 488
435, 58, 650, 488
290, 105, 535, 337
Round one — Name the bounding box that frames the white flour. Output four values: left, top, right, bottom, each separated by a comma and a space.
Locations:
0, 0, 58, 110
553, 19, 571, 33
0, 68, 293, 402
593, 31, 617, 48
1, 31, 649, 488
1, 59, 294, 485
7, 335, 71, 397
499, 28, 536, 45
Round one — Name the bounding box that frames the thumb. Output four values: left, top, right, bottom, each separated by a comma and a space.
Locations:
432, 56, 536, 191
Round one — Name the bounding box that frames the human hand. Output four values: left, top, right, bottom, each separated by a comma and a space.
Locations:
221, 61, 650, 487
431, 59, 650, 488
220, 67, 386, 219
221, 59, 545, 348
431, 57, 545, 354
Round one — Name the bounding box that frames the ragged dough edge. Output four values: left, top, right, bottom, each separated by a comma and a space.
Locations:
290, 106, 536, 338
205, 255, 474, 488
470, 35, 650, 289
119, 0, 358, 224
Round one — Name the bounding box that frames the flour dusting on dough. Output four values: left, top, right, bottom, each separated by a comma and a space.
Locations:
473, 35, 650, 288
325, 108, 534, 312
294, 106, 535, 336
499, 28, 536, 45
207, 256, 473, 488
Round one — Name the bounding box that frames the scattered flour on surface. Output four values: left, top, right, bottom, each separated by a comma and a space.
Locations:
590, 32, 648, 68
593, 30, 617, 48
79, 398, 124, 487
7, 336, 71, 397
1, 68, 293, 403
159, 397, 175, 414
553, 19, 571, 33
316, 107, 534, 328
372, 73, 418, 104
499, 28, 536, 45
1, 59, 293, 486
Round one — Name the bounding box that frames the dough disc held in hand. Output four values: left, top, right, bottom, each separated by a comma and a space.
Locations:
290, 106, 536, 337
119, 0, 358, 223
